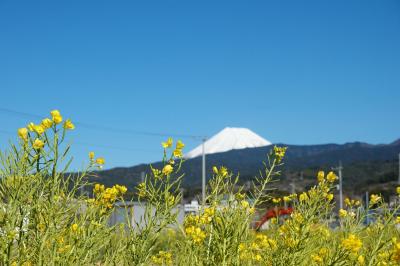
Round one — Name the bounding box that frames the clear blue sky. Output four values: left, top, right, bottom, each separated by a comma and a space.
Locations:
0, 0, 399, 169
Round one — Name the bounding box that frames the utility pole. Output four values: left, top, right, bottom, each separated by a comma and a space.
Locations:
202, 138, 206, 206
333, 162, 343, 209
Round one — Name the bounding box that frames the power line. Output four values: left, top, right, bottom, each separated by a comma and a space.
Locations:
0, 129, 158, 153
0, 107, 206, 140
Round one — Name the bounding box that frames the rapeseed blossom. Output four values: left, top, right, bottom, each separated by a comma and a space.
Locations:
370, 194, 381, 206
162, 138, 173, 148
162, 164, 173, 175
41, 118, 53, 129
317, 171, 325, 182
273, 146, 287, 162
50, 110, 63, 124
326, 171, 337, 182
18, 128, 28, 141
63, 119, 75, 130
33, 138, 44, 150
339, 209, 348, 218
341, 234, 362, 254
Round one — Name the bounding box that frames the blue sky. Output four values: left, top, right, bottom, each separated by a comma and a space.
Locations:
0, 0, 399, 169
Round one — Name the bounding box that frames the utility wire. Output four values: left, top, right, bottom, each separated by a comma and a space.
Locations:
0, 128, 158, 153
0, 107, 206, 140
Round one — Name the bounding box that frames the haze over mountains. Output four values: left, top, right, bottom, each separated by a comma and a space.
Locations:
93, 128, 400, 199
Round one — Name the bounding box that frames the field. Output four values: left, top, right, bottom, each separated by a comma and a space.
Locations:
1, 110, 400, 265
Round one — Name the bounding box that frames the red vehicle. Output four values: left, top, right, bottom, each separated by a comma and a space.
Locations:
255, 207, 293, 230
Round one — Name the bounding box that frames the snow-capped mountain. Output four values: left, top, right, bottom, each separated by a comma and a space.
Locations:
184, 127, 272, 159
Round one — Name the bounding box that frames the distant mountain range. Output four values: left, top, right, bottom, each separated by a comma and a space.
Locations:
93, 139, 400, 198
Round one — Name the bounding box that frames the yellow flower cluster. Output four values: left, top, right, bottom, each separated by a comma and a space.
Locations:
339, 209, 348, 218
212, 166, 228, 177
311, 247, 329, 265
50, 110, 63, 124
71, 223, 79, 232
272, 197, 281, 204
162, 138, 185, 158
273, 146, 287, 162
185, 226, 206, 244
299, 192, 309, 202
345, 197, 361, 207
370, 194, 382, 206
162, 164, 173, 175
341, 234, 362, 254
317, 170, 337, 183
392, 239, 400, 262
240, 200, 254, 213
33, 139, 45, 150
239, 234, 276, 262
17, 110, 74, 151
151, 250, 173, 265
283, 193, 297, 202
137, 182, 147, 198
92, 183, 127, 209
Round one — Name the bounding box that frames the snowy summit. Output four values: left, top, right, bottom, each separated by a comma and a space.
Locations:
184, 127, 272, 159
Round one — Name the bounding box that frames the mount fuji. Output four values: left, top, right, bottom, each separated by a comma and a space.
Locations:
185, 127, 271, 159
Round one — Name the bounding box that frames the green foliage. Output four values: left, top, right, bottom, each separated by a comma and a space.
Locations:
1, 111, 400, 265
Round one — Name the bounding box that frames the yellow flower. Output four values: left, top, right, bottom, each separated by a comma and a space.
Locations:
370, 194, 381, 206
241, 200, 250, 209
345, 198, 351, 206
283, 196, 291, 202
273, 146, 287, 162
27, 122, 35, 131
317, 171, 325, 182
326, 193, 334, 201
96, 157, 105, 165
339, 209, 348, 218
33, 124, 45, 135
185, 226, 206, 244
173, 149, 183, 158
392, 240, 400, 262
341, 234, 362, 254
162, 164, 173, 175
50, 110, 63, 124
71, 223, 78, 232
41, 118, 53, 129
137, 182, 147, 198
63, 119, 75, 130
236, 193, 245, 200
357, 255, 365, 265
18, 128, 28, 141
219, 166, 228, 177
212, 166, 218, 174
299, 192, 309, 202
272, 198, 281, 204
93, 183, 105, 194
326, 171, 338, 182
89, 151, 95, 160
397, 186, 400, 195
33, 138, 44, 150
176, 140, 185, 149
162, 137, 173, 148
311, 254, 323, 264
115, 184, 127, 194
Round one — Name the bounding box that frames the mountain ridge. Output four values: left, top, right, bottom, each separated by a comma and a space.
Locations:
93, 139, 400, 197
